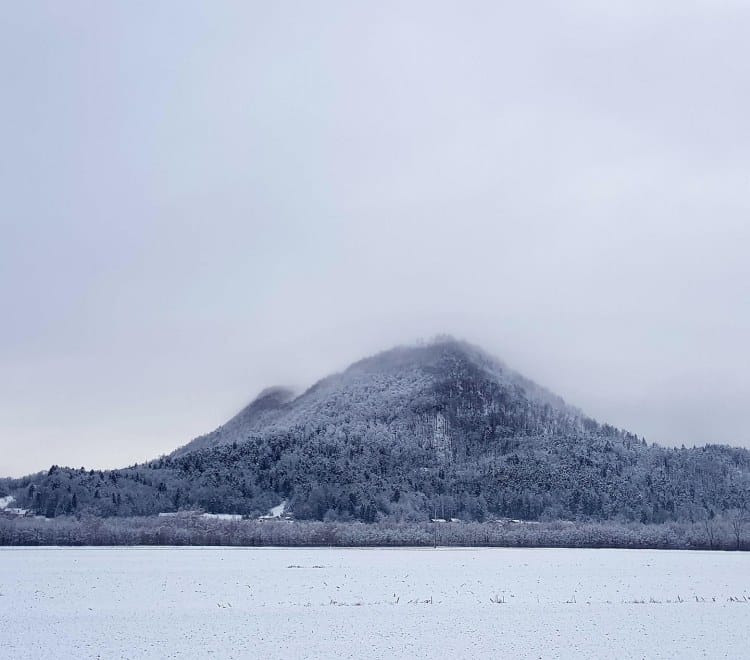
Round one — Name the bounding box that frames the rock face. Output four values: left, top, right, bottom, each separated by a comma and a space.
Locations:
4, 337, 750, 522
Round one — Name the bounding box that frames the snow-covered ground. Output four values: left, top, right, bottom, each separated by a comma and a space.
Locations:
268, 499, 287, 517
1, 547, 748, 659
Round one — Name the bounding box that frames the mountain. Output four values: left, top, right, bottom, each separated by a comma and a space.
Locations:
3, 337, 750, 522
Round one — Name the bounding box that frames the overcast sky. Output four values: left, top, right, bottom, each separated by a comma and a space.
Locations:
2, 1, 749, 476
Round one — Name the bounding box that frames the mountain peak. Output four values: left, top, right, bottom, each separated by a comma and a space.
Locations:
346, 337, 572, 414
174, 337, 581, 458
344, 336, 500, 376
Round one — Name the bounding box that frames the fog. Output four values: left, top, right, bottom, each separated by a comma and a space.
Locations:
2, 1, 749, 476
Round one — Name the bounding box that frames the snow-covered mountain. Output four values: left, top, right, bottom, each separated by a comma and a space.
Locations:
3, 337, 750, 522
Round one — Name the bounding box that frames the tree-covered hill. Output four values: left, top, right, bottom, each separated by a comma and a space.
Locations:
2, 338, 749, 523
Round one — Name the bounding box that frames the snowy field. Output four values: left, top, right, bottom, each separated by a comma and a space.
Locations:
1, 547, 749, 659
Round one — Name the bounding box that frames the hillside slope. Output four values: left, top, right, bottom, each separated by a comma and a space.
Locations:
3, 338, 750, 522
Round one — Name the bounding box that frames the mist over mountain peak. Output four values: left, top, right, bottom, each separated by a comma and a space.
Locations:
252, 386, 296, 406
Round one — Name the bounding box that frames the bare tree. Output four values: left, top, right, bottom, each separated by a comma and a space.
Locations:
702, 511, 717, 550
729, 508, 747, 550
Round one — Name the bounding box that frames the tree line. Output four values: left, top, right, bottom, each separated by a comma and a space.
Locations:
1, 513, 747, 550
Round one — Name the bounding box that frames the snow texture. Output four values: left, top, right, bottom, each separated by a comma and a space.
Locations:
201, 513, 243, 521
268, 500, 287, 517
1, 547, 749, 659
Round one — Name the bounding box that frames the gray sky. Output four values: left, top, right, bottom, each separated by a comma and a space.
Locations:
2, 1, 749, 477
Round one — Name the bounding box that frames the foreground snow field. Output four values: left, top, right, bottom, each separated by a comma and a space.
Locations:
1, 547, 748, 659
